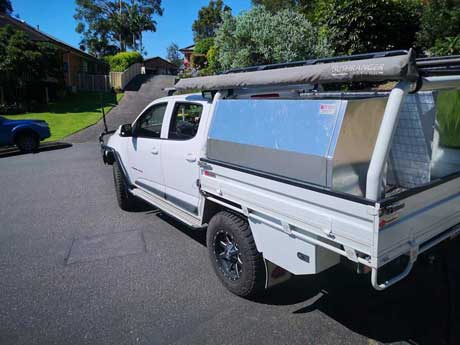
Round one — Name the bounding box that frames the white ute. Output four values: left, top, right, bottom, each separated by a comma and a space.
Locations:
101, 50, 460, 297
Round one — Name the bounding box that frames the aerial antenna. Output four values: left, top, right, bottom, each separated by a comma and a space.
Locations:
100, 92, 108, 133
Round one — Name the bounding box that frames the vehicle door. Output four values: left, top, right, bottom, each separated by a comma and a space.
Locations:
160, 101, 207, 215
126, 102, 170, 197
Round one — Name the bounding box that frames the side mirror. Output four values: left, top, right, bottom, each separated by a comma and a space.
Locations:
120, 123, 133, 137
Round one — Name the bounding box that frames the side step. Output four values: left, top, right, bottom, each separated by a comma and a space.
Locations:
131, 188, 202, 228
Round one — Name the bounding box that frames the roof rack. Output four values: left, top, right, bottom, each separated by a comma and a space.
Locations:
416, 55, 460, 76
221, 50, 408, 74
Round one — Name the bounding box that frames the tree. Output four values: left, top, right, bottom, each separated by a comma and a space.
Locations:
215, 7, 331, 71
0, 25, 63, 106
252, 0, 319, 19
0, 0, 13, 14
74, 0, 163, 56
192, 0, 231, 42
317, 0, 422, 55
417, 0, 460, 53
166, 42, 182, 67
194, 37, 214, 54
251, 0, 296, 12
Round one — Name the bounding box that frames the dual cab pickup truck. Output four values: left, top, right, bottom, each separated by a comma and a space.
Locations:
100, 51, 460, 297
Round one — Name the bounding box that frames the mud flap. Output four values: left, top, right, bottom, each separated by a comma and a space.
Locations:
264, 258, 292, 289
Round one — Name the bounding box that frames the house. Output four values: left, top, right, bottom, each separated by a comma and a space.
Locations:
0, 14, 108, 92
143, 57, 178, 75
179, 44, 195, 69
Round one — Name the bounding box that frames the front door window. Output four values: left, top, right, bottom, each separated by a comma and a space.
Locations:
134, 103, 168, 138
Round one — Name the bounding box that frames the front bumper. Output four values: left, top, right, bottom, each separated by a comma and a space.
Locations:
41, 128, 51, 141
100, 130, 116, 165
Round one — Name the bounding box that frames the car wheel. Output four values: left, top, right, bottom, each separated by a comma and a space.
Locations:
113, 161, 138, 211
16, 132, 39, 153
207, 211, 266, 298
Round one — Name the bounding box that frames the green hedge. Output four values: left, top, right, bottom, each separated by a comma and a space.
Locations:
104, 52, 143, 72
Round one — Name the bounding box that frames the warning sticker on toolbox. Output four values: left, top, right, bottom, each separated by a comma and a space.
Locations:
319, 104, 337, 115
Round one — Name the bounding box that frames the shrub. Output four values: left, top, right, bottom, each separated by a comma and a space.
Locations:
215, 8, 332, 71
430, 36, 460, 56
206, 45, 220, 73
0, 103, 26, 115
104, 51, 143, 72
194, 37, 214, 55
190, 54, 207, 69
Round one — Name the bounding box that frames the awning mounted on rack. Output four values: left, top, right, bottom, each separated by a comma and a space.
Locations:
175, 49, 419, 91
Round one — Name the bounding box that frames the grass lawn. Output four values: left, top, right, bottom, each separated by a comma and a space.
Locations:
437, 90, 460, 148
2, 92, 123, 142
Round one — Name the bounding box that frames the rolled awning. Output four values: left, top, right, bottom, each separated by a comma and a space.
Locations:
175, 50, 418, 91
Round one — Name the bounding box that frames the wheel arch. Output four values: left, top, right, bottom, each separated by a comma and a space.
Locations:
202, 196, 245, 226
12, 127, 39, 143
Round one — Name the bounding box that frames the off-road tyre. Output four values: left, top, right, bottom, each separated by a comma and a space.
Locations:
113, 161, 138, 211
207, 211, 266, 298
15, 132, 39, 153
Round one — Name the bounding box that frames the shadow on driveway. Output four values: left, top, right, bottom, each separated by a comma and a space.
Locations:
0, 142, 72, 158
255, 238, 460, 345
160, 211, 459, 345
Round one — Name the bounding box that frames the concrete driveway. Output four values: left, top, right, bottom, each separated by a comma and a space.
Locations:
0, 142, 459, 345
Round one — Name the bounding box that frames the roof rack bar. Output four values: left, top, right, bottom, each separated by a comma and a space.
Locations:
417, 57, 460, 67
416, 54, 460, 62
221, 50, 408, 75
419, 68, 460, 76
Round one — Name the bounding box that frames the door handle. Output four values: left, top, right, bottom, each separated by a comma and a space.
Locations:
151, 147, 159, 155
185, 153, 196, 162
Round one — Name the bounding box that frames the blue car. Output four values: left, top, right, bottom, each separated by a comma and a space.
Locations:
0, 116, 51, 153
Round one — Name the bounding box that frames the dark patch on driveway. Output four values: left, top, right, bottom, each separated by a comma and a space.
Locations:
0, 142, 72, 158
66, 230, 145, 265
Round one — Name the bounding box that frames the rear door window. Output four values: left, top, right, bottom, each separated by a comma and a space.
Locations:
168, 103, 203, 140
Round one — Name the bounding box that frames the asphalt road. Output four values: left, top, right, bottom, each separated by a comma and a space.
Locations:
1, 143, 459, 345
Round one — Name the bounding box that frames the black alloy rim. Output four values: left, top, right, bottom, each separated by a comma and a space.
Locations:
213, 230, 243, 281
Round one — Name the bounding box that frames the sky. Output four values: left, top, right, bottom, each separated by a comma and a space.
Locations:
11, 0, 252, 58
